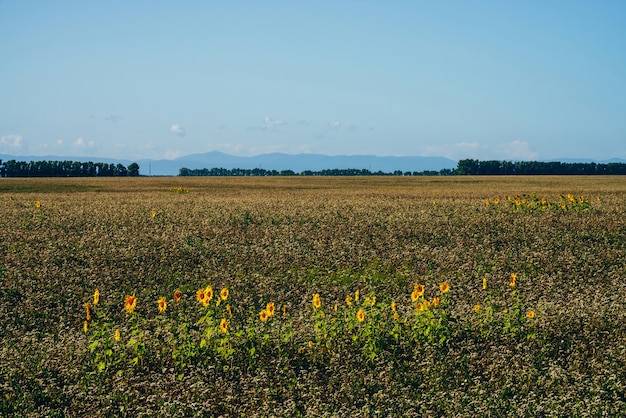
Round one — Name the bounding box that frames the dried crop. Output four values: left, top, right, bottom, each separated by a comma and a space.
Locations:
1, 176, 626, 416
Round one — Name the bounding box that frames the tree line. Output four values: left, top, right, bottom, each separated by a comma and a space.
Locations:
0, 160, 140, 177
178, 167, 456, 177
456, 159, 626, 175
179, 160, 626, 177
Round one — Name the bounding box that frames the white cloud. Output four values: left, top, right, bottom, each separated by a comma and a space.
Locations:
163, 149, 182, 159
74, 137, 96, 148
495, 140, 538, 160
170, 124, 186, 137
0, 134, 24, 149
57, 139, 64, 146
328, 120, 341, 129
424, 140, 537, 161
263, 116, 286, 130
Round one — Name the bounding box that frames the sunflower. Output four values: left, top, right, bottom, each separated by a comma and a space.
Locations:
390, 301, 397, 313
416, 302, 424, 311
440, 282, 450, 294
173, 289, 182, 303
411, 290, 420, 302
345, 295, 353, 306
482, 277, 487, 290
312, 293, 321, 309
220, 287, 229, 301
84, 302, 91, 321
259, 309, 269, 322
266, 302, 275, 317
196, 288, 206, 304
114, 329, 121, 342
124, 294, 137, 313
423, 300, 431, 310
357, 309, 365, 322
432, 297, 440, 308
509, 274, 517, 288
151, 209, 157, 218
474, 304, 481, 313
226, 304, 233, 318
83, 321, 88, 333
93, 289, 100, 306
204, 286, 214, 303
158, 297, 167, 313
526, 310, 535, 319
414, 284, 425, 297
354, 289, 359, 303
35, 200, 41, 209
219, 318, 228, 333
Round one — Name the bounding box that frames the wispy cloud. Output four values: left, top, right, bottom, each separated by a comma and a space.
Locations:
424, 140, 538, 161
495, 140, 538, 160
263, 116, 286, 130
105, 115, 120, 122
74, 136, 96, 148
170, 124, 186, 137
0, 134, 24, 149
328, 120, 341, 129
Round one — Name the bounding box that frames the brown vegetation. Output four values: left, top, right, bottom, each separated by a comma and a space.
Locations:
1, 176, 625, 416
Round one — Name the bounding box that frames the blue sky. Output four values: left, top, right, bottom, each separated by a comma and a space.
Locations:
1, 1, 625, 161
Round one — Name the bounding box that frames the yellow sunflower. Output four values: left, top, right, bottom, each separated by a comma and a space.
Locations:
158, 296, 167, 313
312, 293, 321, 309
93, 289, 100, 306
414, 284, 425, 297
220, 287, 229, 301
219, 318, 228, 333
357, 309, 365, 322
259, 309, 269, 322
196, 288, 206, 304
204, 285, 214, 303
440, 282, 450, 294
124, 294, 137, 314
173, 289, 182, 303
266, 302, 275, 317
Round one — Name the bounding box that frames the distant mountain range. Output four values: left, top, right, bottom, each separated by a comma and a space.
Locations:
1, 152, 625, 176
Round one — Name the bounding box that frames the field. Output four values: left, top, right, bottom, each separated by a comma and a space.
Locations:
1, 176, 626, 417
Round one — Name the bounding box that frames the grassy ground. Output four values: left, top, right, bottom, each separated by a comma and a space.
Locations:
1, 176, 626, 417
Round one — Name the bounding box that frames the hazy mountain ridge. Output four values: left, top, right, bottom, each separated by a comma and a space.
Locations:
2, 152, 625, 176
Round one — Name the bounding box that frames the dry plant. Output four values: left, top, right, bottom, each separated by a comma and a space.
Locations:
1, 176, 626, 416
